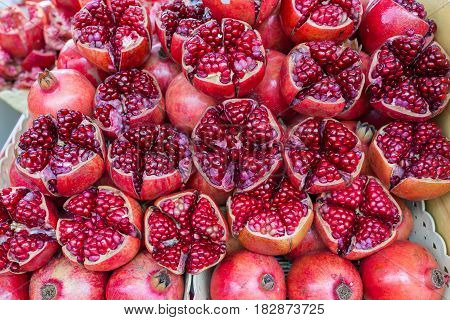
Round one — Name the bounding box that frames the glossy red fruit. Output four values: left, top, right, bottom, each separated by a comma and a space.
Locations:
57, 186, 143, 271
106, 251, 184, 300
285, 226, 326, 261
257, 11, 294, 54
360, 240, 449, 300
30, 255, 108, 300
210, 250, 286, 300
0, 274, 29, 300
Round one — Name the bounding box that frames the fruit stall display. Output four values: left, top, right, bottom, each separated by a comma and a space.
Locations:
0, 0, 449, 301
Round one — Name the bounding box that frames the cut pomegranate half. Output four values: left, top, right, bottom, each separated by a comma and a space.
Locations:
227, 177, 313, 256
0, 187, 59, 275
367, 33, 449, 121
369, 121, 450, 200
93, 69, 165, 139
156, 0, 211, 64
314, 175, 403, 260
281, 41, 368, 119
57, 186, 143, 271
280, 0, 362, 44
284, 117, 365, 194
190, 99, 283, 204
144, 190, 228, 275
107, 124, 192, 201
182, 18, 266, 100
72, 0, 152, 72
14, 109, 106, 197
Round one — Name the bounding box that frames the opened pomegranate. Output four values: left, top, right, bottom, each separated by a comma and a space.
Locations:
281, 41, 368, 119
72, 0, 152, 72
342, 121, 376, 175
106, 251, 184, 300
107, 124, 192, 201
0, 2, 45, 58
190, 99, 283, 204
210, 250, 286, 300
21, 50, 57, 72
0, 47, 21, 80
14, 109, 106, 197
57, 186, 142, 271
93, 69, 165, 139
145, 190, 228, 275
369, 121, 450, 200
0, 187, 59, 275
257, 10, 294, 54
314, 175, 403, 260
284, 117, 364, 194
182, 19, 266, 100
227, 177, 313, 256
359, 0, 436, 54
288, 251, 363, 300
360, 240, 449, 300
285, 226, 326, 260
156, 0, 211, 64
280, 0, 363, 44
367, 33, 449, 121
0, 274, 29, 300
43, 2, 72, 51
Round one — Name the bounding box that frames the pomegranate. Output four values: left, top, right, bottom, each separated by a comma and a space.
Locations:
369, 121, 450, 200
0, 274, 29, 300
280, 0, 363, 44
57, 186, 143, 271
284, 117, 365, 194
227, 177, 313, 256
360, 240, 449, 300
285, 226, 326, 260
107, 124, 192, 201
257, 11, 294, 54
106, 251, 184, 300
30, 255, 108, 300
57, 39, 107, 86
367, 33, 449, 121
72, 0, 152, 72
182, 18, 266, 100
21, 50, 57, 72
0, 47, 21, 80
9, 163, 36, 190
0, 2, 45, 58
359, 0, 436, 54
342, 121, 376, 175
281, 41, 368, 119
43, 3, 72, 51
14, 110, 106, 197
28, 69, 96, 119
166, 73, 216, 134
315, 175, 403, 260
190, 99, 283, 204
288, 251, 363, 300
145, 190, 228, 275
210, 250, 286, 300
0, 187, 59, 274
249, 50, 288, 117
51, 0, 82, 16
155, 0, 212, 64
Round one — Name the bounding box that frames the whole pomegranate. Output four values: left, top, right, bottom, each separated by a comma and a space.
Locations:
57, 186, 143, 271
182, 19, 266, 100
359, 0, 436, 54
227, 177, 313, 256
281, 41, 368, 119
107, 124, 192, 201
369, 121, 450, 200
285, 226, 326, 261
280, 0, 363, 44
93, 69, 165, 139
145, 190, 228, 274
288, 251, 363, 300
257, 11, 294, 54
315, 175, 403, 260
360, 241, 449, 300
190, 99, 283, 204
284, 117, 365, 194
14, 110, 106, 197
28, 69, 96, 119
0, 274, 29, 300
30, 255, 108, 300
367, 33, 449, 121
210, 250, 286, 300
106, 251, 184, 300
72, 0, 152, 72
0, 187, 59, 274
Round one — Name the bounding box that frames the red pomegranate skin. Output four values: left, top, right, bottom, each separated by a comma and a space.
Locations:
106, 251, 184, 300
210, 250, 286, 300
0, 274, 30, 300
285, 227, 326, 261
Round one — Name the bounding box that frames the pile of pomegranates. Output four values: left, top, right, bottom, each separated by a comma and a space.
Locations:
0, 0, 449, 302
